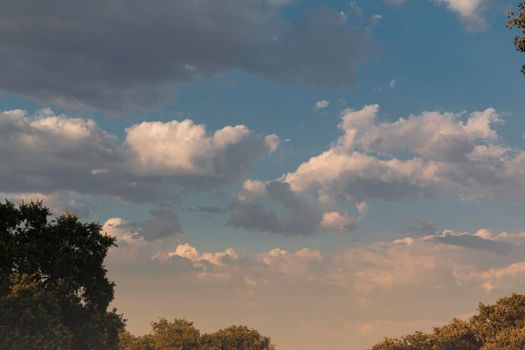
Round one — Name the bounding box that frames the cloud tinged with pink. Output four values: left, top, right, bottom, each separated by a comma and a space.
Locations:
0, 108, 280, 242
4, 103, 525, 238
432, 0, 488, 30
230, 104, 525, 235
107, 226, 525, 349
0, 108, 279, 205
106, 224, 525, 299
387, 0, 489, 31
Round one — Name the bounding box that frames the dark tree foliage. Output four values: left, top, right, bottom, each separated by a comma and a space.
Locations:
201, 325, 275, 350
507, 1, 525, 76
0, 273, 73, 349
150, 319, 201, 350
119, 319, 276, 350
369, 293, 525, 350
0, 201, 124, 349
119, 330, 155, 350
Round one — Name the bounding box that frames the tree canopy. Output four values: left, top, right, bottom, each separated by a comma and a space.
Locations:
508, 1, 525, 76
370, 293, 525, 350
0, 200, 124, 349
119, 319, 276, 350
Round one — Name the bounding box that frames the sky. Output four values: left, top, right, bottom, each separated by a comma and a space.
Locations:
1, 0, 525, 349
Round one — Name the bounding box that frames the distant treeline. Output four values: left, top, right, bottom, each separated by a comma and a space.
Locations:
120, 319, 274, 350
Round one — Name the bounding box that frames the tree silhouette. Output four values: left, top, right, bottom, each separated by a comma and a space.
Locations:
0, 201, 124, 349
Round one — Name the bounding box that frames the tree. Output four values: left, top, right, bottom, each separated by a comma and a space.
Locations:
369, 337, 408, 350
481, 325, 525, 350
118, 320, 276, 350
370, 331, 433, 350
507, 1, 525, 76
119, 330, 155, 350
0, 200, 124, 349
432, 319, 480, 350
150, 319, 201, 350
201, 325, 275, 350
369, 293, 525, 350
0, 273, 73, 349
469, 293, 525, 345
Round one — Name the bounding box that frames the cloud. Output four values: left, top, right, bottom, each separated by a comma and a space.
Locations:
355, 201, 369, 215
0, 109, 278, 203
285, 105, 518, 201
110, 227, 525, 298
333, 229, 525, 295
103, 216, 187, 264
314, 99, 330, 111
402, 216, 438, 236
103, 217, 142, 245
432, 0, 487, 30
389, 79, 397, 88
369, 14, 384, 26
119, 210, 183, 241
166, 243, 239, 267
460, 262, 525, 293
5, 105, 525, 239
384, 0, 487, 30
125, 120, 278, 182
432, 230, 513, 255
229, 104, 525, 235
0, 0, 371, 112
229, 180, 324, 235
108, 227, 525, 350
103, 210, 182, 244
148, 242, 325, 282
1, 191, 94, 217
320, 211, 354, 231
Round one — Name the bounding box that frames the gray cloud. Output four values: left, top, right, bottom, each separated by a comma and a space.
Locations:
0, 0, 370, 112
228, 181, 338, 235
402, 216, 439, 236
1, 191, 94, 218
120, 210, 183, 241
433, 234, 513, 255
0, 109, 277, 203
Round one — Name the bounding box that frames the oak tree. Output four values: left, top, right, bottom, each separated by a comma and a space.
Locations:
0, 201, 124, 349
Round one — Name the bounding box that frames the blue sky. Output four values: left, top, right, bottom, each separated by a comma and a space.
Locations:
2, 0, 525, 349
